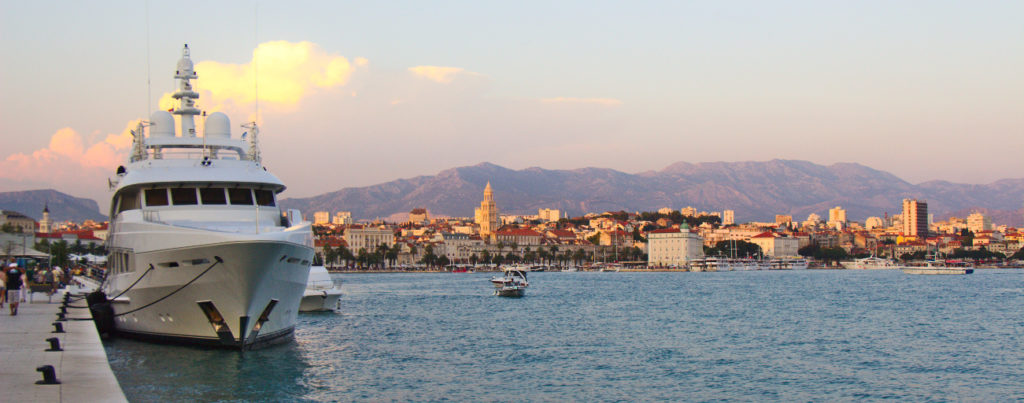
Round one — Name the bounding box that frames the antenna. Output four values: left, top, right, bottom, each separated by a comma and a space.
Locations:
145, 0, 152, 118
253, 2, 259, 124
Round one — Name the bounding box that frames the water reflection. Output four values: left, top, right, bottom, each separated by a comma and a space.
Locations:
105, 336, 312, 402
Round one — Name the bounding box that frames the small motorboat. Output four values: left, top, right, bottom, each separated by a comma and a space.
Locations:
491, 269, 529, 297
299, 266, 343, 312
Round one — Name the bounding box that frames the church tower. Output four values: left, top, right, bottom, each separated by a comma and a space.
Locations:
474, 182, 500, 238
39, 203, 52, 233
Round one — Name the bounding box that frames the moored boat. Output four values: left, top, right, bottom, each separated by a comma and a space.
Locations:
91, 45, 313, 349
300, 266, 343, 312
841, 256, 899, 270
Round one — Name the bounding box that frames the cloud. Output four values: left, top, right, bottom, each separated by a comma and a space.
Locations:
540, 97, 623, 106
158, 41, 358, 114
1, 123, 134, 180
408, 66, 482, 84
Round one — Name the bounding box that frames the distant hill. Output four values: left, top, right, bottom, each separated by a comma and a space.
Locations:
0, 189, 106, 223
280, 160, 1024, 226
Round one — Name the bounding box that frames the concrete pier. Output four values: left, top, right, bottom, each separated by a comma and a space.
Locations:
0, 292, 127, 402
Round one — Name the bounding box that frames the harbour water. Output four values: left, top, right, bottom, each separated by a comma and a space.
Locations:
105, 270, 1024, 401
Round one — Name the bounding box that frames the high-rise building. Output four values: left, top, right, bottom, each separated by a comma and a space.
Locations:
722, 210, 735, 226
538, 208, 560, 222
681, 206, 697, 217
827, 206, 847, 230
775, 215, 793, 227
901, 199, 928, 237
333, 212, 353, 225
313, 211, 330, 225
966, 212, 993, 233
474, 182, 500, 237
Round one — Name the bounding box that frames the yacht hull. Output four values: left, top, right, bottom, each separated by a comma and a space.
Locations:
104, 240, 312, 349
299, 289, 343, 312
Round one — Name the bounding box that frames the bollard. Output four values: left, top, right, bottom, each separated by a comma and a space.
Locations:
56, 312, 66, 322
52, 322, 64, 333
36, 365, 61, 385
59, 305, 67, 314
45, 337, 63, 352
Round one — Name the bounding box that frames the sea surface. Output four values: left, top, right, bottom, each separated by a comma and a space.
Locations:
105, 270, 1024, 402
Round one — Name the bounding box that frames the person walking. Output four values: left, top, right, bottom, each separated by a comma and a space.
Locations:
7, 264, 24, 315
0, 268, 6, 309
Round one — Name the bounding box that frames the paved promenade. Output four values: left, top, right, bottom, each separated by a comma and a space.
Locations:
0, 292, 127, 402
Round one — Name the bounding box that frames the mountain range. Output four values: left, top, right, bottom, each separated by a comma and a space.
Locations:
0, 189, 107, 223
3, 160, 1022, 227
280, 160, 1024, 226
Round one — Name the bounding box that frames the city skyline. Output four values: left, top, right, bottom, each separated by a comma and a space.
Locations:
2, 1, 1022, 208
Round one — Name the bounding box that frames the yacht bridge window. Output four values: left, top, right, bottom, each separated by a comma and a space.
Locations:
200, 188, 227, 205
255, 189, 276, 206
171, 188, 198, 205
229, 188, 254, 205
116, 191, 141, 214
144, 189, 169, 207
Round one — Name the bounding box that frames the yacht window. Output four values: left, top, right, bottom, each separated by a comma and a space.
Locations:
118, 191, 141, 213
172, 188, 198, 205
200, 188, 227, 205
228, 188, 254, 205
255, 189, 276, 206
145, 189, 169, 206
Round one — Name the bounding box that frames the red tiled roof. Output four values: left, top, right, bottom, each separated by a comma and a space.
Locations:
496, 228, 542, 237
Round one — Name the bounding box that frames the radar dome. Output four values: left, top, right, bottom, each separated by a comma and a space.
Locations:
204, 112, 231, 139
149, 111, 175, 137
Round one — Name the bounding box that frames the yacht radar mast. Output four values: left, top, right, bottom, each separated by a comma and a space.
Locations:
172, 44, 201, 137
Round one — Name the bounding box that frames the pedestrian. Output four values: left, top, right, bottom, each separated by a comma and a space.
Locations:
0, 267, 6, 309
7, 264, 24, 315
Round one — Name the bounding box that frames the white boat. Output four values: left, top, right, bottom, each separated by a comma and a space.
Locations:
491, 269, 529, 297
769, 258, 809, 270
94, 45, 313, 350
300, 266, 343, 312
841, 256, 899, 270
902, 260, 974, 275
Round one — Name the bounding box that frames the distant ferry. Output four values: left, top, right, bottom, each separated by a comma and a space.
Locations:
902, 260, 974, 275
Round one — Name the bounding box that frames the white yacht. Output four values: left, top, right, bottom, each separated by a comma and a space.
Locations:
840, 256, 899, 270
96, 45, 313, 349
300, 266, 343, 312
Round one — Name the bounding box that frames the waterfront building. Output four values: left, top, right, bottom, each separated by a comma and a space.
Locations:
474, 182, 500, 238
0, 210, 36, 233
494, 227, 543, 246
967, 212, 993, 233
538, 208, 561, 222
313, 211, 330, 225
901, 199, 929, 237
749, 232, 800, 257
723, 210, 735, 226
647, 225, 704, 267
345, 225, 395, 252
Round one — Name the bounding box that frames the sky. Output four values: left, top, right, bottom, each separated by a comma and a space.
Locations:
1, 0, 1022, 210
